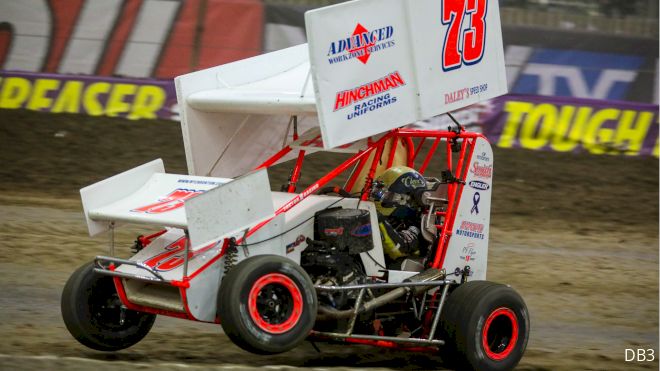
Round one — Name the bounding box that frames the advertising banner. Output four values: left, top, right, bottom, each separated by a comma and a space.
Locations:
483, 94, 659, 157
1, 70, 656, 158
0, 0, 263, 79
0, 71, 178, 120
305, 0, 507, 148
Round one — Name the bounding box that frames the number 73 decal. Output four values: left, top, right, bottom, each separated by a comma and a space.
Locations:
441, 0, 488, 71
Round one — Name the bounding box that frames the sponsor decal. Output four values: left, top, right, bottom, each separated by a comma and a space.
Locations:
460, 242, 477, 262
346, 93, 398, 120
327, 23, 395, 65
476, 151, 491, 162
350, 224, 372, 237
286, 235, 306, 254
131, 188, 203, 214
455, 220, 485, 240
334, 71, 405, 111
281, 184, 320, 212
143, 237, 216, 272
441, 0, 487, 71
401, 175, 426, 188
324, 227, 344, 237
470, 192, 480, 215
469, 162, 492, 180
177, 179, 222, 186
445, 84, 489, 105
469, 180, 490, 191
445, 87, 470, 104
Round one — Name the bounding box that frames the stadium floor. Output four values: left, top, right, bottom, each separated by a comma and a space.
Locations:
0, 109, 657, 370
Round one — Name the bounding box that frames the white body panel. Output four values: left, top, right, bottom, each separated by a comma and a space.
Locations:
83, 171, 230, 233
185, 169, 275, 247
442, 137, 493, 281
115, 193, 385, 322
186, 53, 316, 115
81, 159, 164, 236
175, 44, 319, 178
306, 0, 507, 148
116, 229, 209, 281
80, 159, 232, 236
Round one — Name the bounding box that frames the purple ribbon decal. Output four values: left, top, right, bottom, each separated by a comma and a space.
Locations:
471, 192, 480, 215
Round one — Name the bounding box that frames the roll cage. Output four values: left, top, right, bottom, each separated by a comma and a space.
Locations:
253, 126, 487, 270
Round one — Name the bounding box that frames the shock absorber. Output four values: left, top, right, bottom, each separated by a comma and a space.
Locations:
224, 238, 238, 274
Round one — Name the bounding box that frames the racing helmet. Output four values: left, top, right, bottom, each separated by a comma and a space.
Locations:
373, 166, 427, 218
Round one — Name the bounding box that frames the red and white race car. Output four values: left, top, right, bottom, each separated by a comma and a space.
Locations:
61, 1, 529, 370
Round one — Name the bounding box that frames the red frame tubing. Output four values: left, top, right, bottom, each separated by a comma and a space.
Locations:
255, 145, 293, 170
432, 135, 478, 269
419, 137, 440, 175
446, 138, 475, 230
410, 137, 426, 164
287, 149, 306, 192
360, 134, 389, 201
403, 137, 415, 167
138, 229, 167, 247
445, 139, 454, 204
244, 144, 379, 241
344, 154, 369, 193
386, 136, 399, 168
339, 338, 438, 353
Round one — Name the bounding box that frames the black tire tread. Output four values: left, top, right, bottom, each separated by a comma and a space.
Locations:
61, 262, 156, 351
439, 280, 529, 371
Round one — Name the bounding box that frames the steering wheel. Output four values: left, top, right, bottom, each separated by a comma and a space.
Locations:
318, 186, 353, 198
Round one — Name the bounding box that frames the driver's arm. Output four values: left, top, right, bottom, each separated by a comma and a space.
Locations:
378, 216, 420, 260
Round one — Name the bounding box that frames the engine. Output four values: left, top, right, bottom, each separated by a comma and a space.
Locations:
301, 207, 372, 309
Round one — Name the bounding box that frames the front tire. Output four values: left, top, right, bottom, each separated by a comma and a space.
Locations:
61, 262, 156, 351
439, 281, 529, 371
218, 255, 317, 354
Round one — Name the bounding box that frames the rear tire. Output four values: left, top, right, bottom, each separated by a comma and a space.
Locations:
218, 255, 317, 354
439, 281, 529, 371
61, 262, 156, 351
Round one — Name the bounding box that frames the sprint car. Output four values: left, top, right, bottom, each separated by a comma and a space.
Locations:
61, 1, 529, 370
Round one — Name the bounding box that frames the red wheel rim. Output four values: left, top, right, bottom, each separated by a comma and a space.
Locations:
482, 307, 519, 361
247, 273, 303, 334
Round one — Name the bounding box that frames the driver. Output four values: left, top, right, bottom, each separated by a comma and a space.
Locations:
371, 166, 428, 263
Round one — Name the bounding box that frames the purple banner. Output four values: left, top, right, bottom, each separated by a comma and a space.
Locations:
0, 71, 178, 121
483, 94, 659, 157
1, 70, 658, 157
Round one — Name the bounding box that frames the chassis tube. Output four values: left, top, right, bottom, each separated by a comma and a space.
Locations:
316, 279, 450, 319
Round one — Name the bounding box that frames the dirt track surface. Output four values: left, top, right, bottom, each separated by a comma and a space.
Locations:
0, 109, 658, 370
